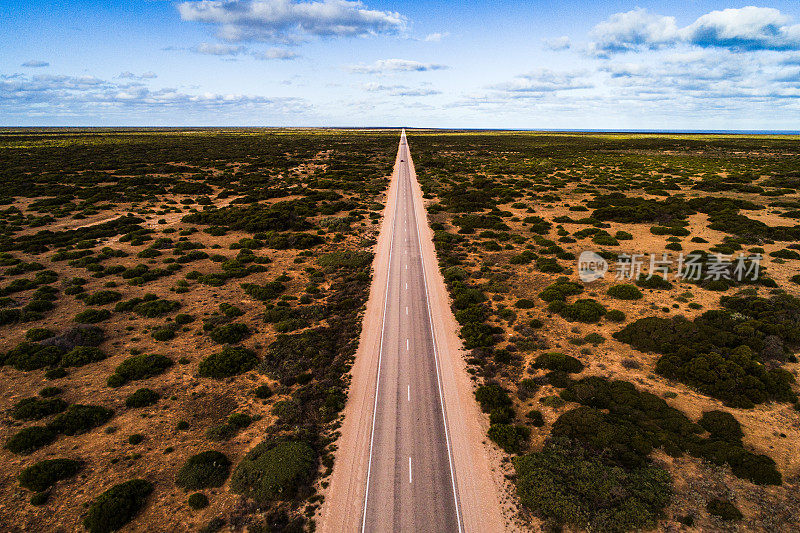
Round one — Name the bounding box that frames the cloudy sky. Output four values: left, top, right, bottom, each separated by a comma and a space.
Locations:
3, 0, 800, 129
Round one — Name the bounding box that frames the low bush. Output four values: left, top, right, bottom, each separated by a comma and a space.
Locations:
209, 323, 250, 344
49, 405, 114, 435
707, 498, 743, 521
61, 346, 106, 367
254, 384, 273, 399
82, 290, 122, 305
25, 328, 54, 341
606, 284, 643, 300
107, 354, 173, 387
125, 388, 160, 408
176, 451, 231, 490
539, 277, 583, 302
5, 426, 58, 455
83, 479, 153, 533
230, 439, 316, 504
74, 309, 112, 324
514, 439, 671, 532
11, 397, 68, 420
188, 492, 209, 510
18, 458, 84, 492
531, 352, 584, 374
636, 275, 673, 290
487, 424, 530, 454
2, 342, 63, 371
548, 299, 606, 323
199, 346, 259, 378
699, 410, 744, 442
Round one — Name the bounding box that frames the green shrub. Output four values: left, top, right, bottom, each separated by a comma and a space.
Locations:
539, 277, 583, 302
49, 405, 114, 435
707, 498, 742, 521
515, 299, 535, 309
175, 313, 195, 325
209, 323, 250, 344
4, 342, 64, 371
83, 479, 153, 533
699, 410, 743, 442
199, 346, 258, 378
230, 439, 316, 504
125, 388, 160, 408
61, 346, 106, 367
606, 284, 643, 300
25, 328, 54, 341
176, 451, 231, 490
605, 309, 626, 322
254, 384, 273, 399
548, 299, 606, 323
82, 290, 122, 305
188, 492, 209, 510
107, 354, 173, 387
636, 275, 673, 290
487, 424, 530, 454
526, 410, 545, 427
531, 352, 584, 374
74, 308, 112, 324
17, 459, 84, 492
5, 426, 58, 455
39, 386, 62, 397
11, 397, 68, 420
128, 434, 144, 445
475, 383, 512, 414
513, 439, 671, 532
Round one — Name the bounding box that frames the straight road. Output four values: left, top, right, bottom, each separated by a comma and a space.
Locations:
361, 130, 461, 531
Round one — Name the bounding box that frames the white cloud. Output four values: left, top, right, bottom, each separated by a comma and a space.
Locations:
544, 36, 571, 51
348, 58, 448, 74
423, 32, 448, 42
117, 71, 158, 80
177, 0, 407, 43
490, 68, 593, 94
0, 73, 307, 120
591, 6, 800, 55
193, 42, 247, 55
22, 60, 50, 68
251, 47, 299, 60
362, 82, 440, 96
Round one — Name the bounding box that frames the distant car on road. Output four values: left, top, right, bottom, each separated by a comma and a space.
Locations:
400, 159, 405, 162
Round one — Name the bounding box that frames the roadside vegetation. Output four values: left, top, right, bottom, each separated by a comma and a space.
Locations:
413, 131, 800, 531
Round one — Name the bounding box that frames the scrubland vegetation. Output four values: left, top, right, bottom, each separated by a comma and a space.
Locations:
0, 128, 394, 531
412, 131, 800, 531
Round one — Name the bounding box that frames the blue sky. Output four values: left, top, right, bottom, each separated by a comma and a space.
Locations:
2, 0, 800, 128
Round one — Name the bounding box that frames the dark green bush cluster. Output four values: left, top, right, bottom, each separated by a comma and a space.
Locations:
125, 388, 160, 408
548, 298, 606, 323
707, 498, 743, 521
61, 346, 106, 367
614, 294, 800, 407
538, 277, 583, 302
636, 274, 673, 290
606, 284, 643, 300
207, 412, 256, 441
199, 346, 258, 378
11, 397, 68, 420
49, 404, 114, 435
74, 308, 111, 324
557, 377, 782, 485
1, 327, 104, 371
107, 353, 173, 387
230, 438, 316, 504
514, 438, 671, 532
115, 294, 180, 317
5, 426, 58, 454
188, 492, 209, 510
531, 352, 584, 374
18, 458, 84, 492
209, 323, 250, 344
176, 451, 231, 490
242, 281, 286, 301
80, 290, 122, 305
83, 479, 153, 533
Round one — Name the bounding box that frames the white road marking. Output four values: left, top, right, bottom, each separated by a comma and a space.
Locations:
406, 306, 408, 315
409, 456, 412, 484
408, 384, 411, 402
405, 282, 408, 290
406, 338, 409, 351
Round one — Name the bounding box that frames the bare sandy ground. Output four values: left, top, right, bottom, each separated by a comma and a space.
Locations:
319, 135, 510, 532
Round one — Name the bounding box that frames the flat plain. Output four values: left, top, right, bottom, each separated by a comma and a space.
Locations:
1, 129, 800, 532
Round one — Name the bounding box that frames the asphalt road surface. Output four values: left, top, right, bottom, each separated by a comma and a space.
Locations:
361, 130, 462, 532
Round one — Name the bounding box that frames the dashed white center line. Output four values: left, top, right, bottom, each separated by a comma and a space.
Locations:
407, 384, 410, 402
406, 338, 409, 351
405, 282, 408, 290
406, 306, 408, 315
409, 457, 412, 484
